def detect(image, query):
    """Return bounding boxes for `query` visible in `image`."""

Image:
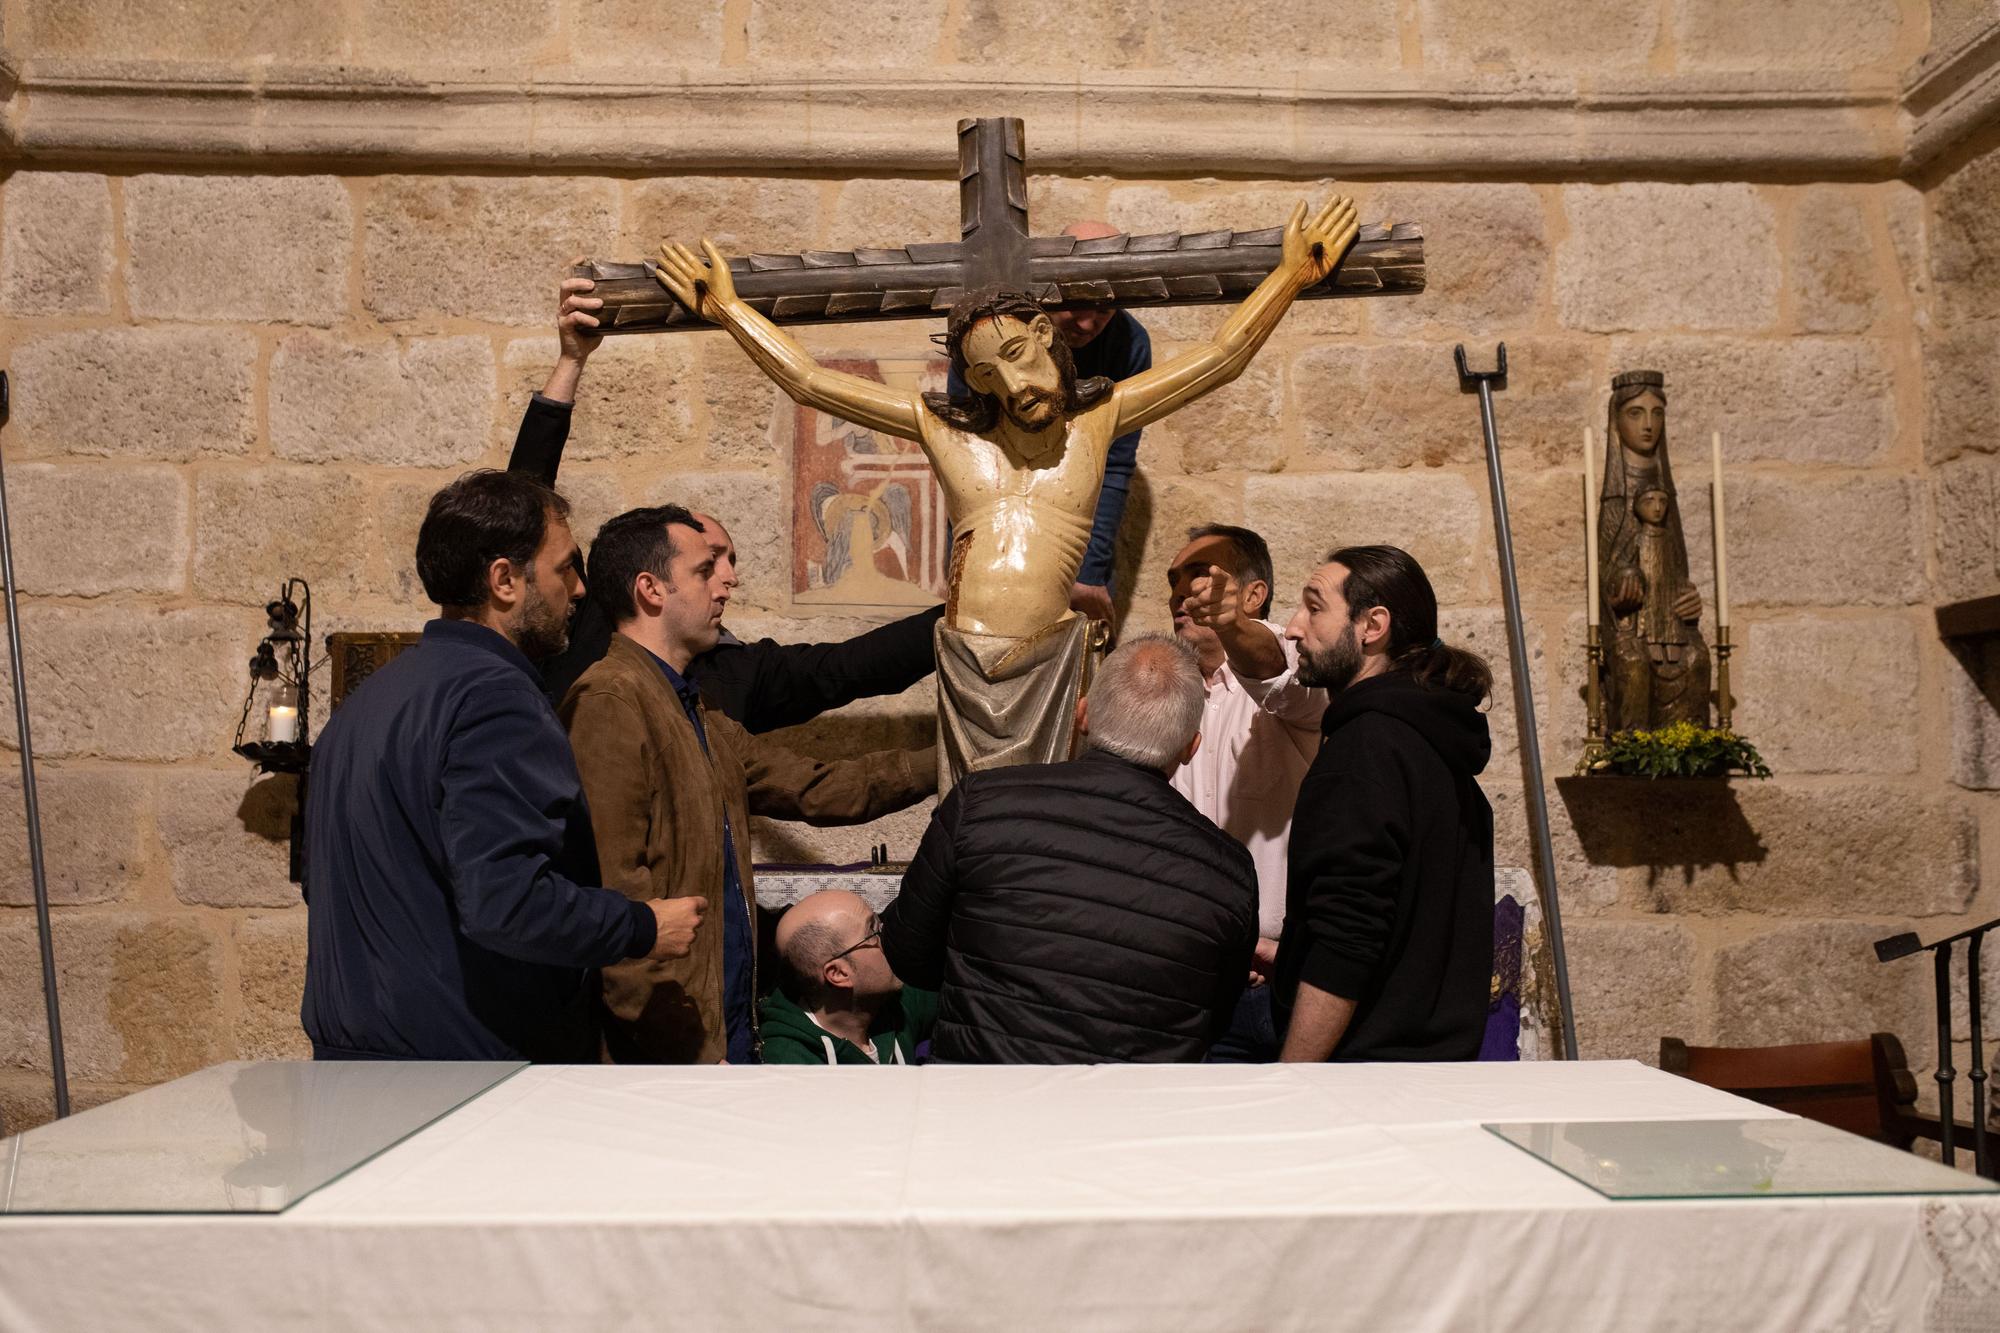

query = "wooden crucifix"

[577,117,1423,331]
[638,120,1406,792]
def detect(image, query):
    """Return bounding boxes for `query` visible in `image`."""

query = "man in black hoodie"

[1273,545,1496,1062]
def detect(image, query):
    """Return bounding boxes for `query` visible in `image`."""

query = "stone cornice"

[0,60,1910,178]
[1902,19,2000,172]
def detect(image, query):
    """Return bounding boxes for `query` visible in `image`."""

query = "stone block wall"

[2,0,1996,1128]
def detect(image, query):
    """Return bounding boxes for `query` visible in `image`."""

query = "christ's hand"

[1282,196,1361,291]
[656,238,926,443]
[654,239,738,322]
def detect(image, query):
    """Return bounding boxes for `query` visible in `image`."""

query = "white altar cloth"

[2,1060,1994,1332]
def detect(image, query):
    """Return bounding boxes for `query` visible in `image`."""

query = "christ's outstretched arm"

[654,239,926,443]
[1109,196,1359,437]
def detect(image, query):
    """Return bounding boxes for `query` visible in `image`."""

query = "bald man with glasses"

[760,890,937,1066]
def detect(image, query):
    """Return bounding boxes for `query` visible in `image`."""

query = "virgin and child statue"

[1596,369,1712,730]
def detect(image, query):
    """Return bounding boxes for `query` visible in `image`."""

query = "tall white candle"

[1711,430,1729,629]
[1584,427,1600,628]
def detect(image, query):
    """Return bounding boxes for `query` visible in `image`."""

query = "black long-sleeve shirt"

[509,394,943,727]
[302,618,657,1061]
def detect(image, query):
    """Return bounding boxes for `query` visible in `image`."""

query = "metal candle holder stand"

[0,370,69,1121]
[1713,623,1734,732]
[1458,344,1580,1062]
[1877,918,1997,1179]
[1583,622,1607,759]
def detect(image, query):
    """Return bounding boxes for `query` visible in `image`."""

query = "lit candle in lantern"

[268,683,300,744]
[1710,430,1729,629]
[1584,427,1600,628]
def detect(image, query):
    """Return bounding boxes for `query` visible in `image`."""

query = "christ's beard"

[1296,623,1364,692]
[1003,388,1064,432]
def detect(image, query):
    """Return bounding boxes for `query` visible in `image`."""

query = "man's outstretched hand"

[654,239,738,323]
[1182,563,1248,634]
[1282,196,1360,292]
[539,258,605,404]
[556,264,603,365]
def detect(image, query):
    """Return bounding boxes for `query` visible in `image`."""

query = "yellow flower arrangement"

[1579,722,1771,779]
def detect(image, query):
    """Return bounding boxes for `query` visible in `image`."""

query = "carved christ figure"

[655,196,1360,787]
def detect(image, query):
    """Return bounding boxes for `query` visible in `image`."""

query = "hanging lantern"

[232,579,313,776]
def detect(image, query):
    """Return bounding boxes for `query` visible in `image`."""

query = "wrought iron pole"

[1936,941,1958,1167]
[1967,932,1988,1178]
[0,371,69,1118]
[1456,345,1580,1062]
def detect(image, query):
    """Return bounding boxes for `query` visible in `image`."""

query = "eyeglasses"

[826,924,883,964]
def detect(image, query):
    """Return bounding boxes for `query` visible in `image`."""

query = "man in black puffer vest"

[882,635,1258,1063]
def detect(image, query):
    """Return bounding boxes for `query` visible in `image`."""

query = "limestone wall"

[3,0,1997,1128]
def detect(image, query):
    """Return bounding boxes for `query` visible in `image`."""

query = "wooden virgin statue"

[1597,370,1711,730]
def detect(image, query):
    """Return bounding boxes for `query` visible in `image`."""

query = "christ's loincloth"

[934,614,1109,795]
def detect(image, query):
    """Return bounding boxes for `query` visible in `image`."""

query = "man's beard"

[515,579,572,660]
[1296,621,1364,692]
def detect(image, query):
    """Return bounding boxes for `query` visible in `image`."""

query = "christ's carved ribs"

[576,117,1424,334]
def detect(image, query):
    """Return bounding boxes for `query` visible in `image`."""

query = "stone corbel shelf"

[1553,773,1766,868]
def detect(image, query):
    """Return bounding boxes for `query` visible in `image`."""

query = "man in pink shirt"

[1169,524,1327,1061]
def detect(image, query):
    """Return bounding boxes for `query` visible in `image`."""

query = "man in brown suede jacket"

[563,503,935,1064]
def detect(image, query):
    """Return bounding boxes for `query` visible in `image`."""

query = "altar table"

[2,1060,1995,1331]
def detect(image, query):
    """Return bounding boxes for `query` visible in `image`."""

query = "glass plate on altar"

[1484,1118,2000,1200]
[0,1059,522,1215]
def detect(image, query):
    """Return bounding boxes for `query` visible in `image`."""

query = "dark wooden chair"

[1662,1033,2000,1171]
[1660,1033,1927,1147]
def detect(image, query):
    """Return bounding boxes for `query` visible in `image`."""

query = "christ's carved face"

[960,313,1067,433]
[1635,490,1670,526]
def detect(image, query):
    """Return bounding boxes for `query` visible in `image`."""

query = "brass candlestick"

[1714,623,1734,731]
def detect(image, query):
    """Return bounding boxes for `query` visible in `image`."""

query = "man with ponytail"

[1273,545,1497,1063]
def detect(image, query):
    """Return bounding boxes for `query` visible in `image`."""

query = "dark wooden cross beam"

[578,117,1424,333]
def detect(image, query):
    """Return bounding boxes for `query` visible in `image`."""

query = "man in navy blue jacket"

[302,470,706,1061]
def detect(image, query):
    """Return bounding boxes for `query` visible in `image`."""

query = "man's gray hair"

[1085,633,1205,771]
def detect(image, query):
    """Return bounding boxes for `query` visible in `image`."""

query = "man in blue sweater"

[302,470,705,1061]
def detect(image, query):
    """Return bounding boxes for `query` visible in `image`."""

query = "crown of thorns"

[929,289,1050,363]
